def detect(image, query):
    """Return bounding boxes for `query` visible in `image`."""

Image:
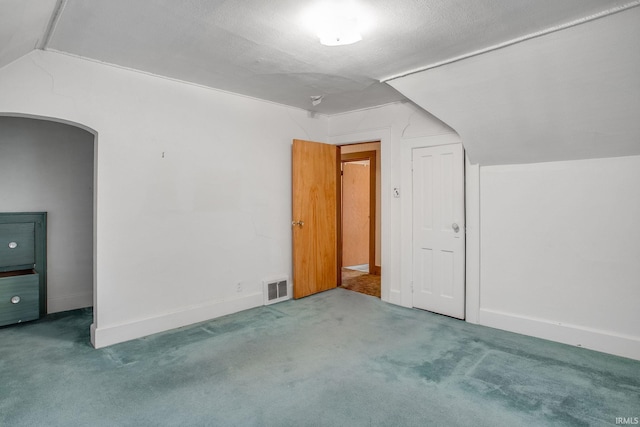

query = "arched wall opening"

[0,113,98,330]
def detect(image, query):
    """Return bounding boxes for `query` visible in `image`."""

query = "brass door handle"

[291,220,304,227]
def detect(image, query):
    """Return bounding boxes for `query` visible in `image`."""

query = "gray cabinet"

[0,273,39,326]
[0,223,36,268]
[0,213,47,326]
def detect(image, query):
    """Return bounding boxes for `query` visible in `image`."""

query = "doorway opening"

[339,142,381,298]
[0,114,96,326]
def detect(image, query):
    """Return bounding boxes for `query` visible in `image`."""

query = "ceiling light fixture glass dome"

[304,1,370,46]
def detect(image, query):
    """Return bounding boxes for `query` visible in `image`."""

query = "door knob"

[291,220,304,227]
[452,223,460,233]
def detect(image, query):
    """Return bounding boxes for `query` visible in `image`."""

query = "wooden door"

[412,143,465,319]
[292,139,340,299]
[342,162,369,267]
[340,150,377,274]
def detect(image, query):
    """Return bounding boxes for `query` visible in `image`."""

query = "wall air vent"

[263,277,291,305]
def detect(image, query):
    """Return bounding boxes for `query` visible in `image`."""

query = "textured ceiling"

[0,0,59,69]
[1,0,636,114]
[389,6,640,165]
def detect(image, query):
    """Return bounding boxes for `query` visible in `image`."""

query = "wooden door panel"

[342,162,370,267]
[292,139,339,299]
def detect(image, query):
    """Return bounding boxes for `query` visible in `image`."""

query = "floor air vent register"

[263,278,290,305]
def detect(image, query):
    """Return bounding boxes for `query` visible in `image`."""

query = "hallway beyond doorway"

[341,267,380,298]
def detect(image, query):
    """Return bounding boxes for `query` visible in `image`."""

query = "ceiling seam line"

[380,0,640,83]
[38,0,67,50]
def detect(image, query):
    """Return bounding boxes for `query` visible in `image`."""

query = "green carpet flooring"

[1,289,638,426]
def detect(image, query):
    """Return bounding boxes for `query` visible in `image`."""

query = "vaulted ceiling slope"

[388,5,640,165]
[0,0,58,68]
[0,0,635,115]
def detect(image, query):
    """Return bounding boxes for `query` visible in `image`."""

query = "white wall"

[2,49,636,361]
[0,50,328,347]
[329,101,457,305]
[479,156,640,359]
[382,5,640,360]
[0,116,94,312]
[329,97,640,361]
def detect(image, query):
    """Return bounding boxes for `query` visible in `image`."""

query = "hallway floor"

[341,267,381,298]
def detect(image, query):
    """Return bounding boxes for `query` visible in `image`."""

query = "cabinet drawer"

[0,223,35,269]
[0,273,39,327]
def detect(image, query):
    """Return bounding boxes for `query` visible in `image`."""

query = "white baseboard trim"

[479,308,640,361]
[91,292,263,349]
[47,292,93,314]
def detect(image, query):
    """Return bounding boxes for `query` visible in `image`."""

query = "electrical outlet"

[236,282,242,292]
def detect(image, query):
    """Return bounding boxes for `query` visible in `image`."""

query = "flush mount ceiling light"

[303,1,371,46]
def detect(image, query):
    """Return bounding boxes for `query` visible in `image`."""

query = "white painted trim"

[39,0,66,50]
[381,1,640,81]
[90,293,263,348]
[47,292,93,313]
[479,308,640,361]
[90,322,97,347]
[464,158,480,324]
[329,128,392,303]
[92,131,99,342]
[388,289,402,306]
[400,134,465,309]
[0,112,98,136]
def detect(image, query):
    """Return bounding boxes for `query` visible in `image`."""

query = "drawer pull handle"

[10,296,21,304]
[8,241,18,249]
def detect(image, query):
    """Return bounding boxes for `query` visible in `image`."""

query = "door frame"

[340,150,377,275]
[399,134,480,322]
[329,130,391,302]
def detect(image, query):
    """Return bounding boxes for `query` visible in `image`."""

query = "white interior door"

[412,143,465,319]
